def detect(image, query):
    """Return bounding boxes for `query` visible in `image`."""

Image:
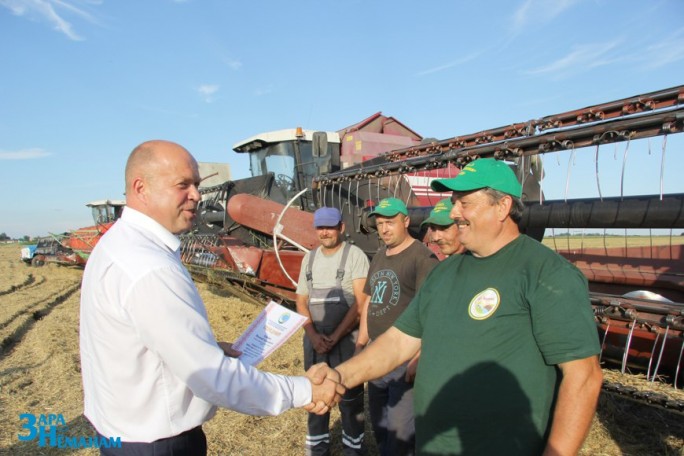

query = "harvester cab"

[225,112,461,255]
[232,127,342,211]
[86,199,125,225]
[180,113,451,303]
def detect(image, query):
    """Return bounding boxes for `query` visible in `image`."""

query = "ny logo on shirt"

[371,281,388,304]
[368,269,400,310]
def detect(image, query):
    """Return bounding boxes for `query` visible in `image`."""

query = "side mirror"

[318,157,331,174]
[312,131,328,158]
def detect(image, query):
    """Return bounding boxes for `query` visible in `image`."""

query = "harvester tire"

[31,255,46,267]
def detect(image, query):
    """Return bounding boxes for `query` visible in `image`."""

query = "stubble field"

[0,243,682,455]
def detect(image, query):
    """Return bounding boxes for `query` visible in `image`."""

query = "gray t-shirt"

[296,242,370,304]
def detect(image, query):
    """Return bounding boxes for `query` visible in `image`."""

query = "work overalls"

[303,243,365,456]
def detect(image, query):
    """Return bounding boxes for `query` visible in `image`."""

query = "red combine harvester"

[29,200,125,267]
[180,86,684,393]
[182,112,458,298]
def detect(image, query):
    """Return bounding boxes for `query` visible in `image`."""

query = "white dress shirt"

[80,207,311,442]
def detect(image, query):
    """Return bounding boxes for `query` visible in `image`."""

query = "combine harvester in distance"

[26,200,125,267]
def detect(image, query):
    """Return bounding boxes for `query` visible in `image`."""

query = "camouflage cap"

[420,198,454,227]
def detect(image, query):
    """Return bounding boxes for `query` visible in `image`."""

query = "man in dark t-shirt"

[357,197,438,456]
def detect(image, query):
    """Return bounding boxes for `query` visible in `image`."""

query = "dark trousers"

[98,426,207,456]
[304,332,365,456]
[368,363,415,456]
[306,384,365,456]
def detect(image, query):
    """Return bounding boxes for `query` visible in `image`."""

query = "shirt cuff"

[290,375,312,408]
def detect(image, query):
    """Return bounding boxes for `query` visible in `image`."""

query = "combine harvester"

[180,85,684,406]
[183,112,456,299]
[27,200,125,267]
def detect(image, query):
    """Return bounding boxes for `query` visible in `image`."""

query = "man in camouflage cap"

[420,198,465,257]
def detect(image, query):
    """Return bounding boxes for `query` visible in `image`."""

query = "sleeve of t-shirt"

[394,271,430,339]
[363,254,380,296]
[349,247,370,281]
[415,248,440,289]
[295,251,312,295]
[529,261,601,365]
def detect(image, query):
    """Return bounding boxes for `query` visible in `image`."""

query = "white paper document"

[232,300,307,366]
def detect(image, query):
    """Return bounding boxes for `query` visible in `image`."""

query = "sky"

[1,0,683,239]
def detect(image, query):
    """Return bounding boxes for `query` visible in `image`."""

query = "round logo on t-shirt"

[468,288,500,320]
[368,269,400,317]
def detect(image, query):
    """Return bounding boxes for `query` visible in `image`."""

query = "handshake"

[303,363,347,415]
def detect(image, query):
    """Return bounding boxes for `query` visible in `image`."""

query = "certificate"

[232,300,307,366]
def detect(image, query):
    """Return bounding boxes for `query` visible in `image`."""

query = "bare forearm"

[543,357,602,456]
[295,294,312,325]
[337,327,420,388]
[330,281,366,342]
[330,303,359,341]
[355,294,370,349]
[295,294,317,338]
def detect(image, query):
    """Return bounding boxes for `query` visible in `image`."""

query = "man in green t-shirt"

[312,159,603,455]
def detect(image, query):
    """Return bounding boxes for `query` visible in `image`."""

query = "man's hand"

[303,363,346,415]
[326,332,341,348]
[405,351,420,382]
[309,332,333,354]
[218,341,241,358]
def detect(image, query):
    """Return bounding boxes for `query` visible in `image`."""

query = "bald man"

[80,140,341,456]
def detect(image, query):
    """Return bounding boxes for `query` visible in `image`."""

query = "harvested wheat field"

[1,243,682,455]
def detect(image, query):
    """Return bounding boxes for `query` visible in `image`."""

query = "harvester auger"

[180,85,684,406]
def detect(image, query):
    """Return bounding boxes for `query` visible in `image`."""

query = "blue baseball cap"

[313,207,342,227]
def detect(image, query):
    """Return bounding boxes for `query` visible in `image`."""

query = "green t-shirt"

[395,234,600,455]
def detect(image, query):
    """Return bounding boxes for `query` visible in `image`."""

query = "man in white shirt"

[80,140,341,455]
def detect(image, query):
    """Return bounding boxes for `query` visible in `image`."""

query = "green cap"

[430,158,522,198]
[369,197,408,217]
[421,198,454,227]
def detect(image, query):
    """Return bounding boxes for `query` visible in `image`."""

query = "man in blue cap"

[312,159,602,455]
[356,197,438,456]
[296,207,370,456]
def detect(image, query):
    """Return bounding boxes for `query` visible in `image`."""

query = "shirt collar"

[121,207,182,252]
